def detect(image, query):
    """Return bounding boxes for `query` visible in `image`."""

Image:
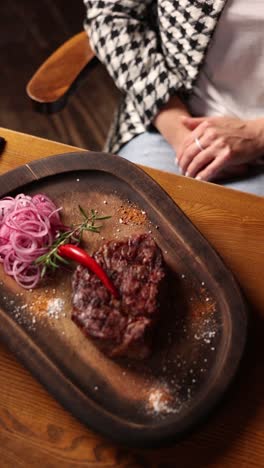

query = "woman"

[84,0,264,196]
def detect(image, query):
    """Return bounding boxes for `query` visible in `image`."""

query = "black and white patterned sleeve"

[83,0,183,128]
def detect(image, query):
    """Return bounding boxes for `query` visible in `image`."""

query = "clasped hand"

[177,116,264,181]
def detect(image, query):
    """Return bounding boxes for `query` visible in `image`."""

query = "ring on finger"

[195,137,204,152]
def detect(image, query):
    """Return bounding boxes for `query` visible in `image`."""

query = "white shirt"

[188,0,264,120]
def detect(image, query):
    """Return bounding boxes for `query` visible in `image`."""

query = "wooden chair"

[26,32,99,113]
[26,31,120,149]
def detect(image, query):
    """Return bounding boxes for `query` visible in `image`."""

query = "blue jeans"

[119,132,264,196]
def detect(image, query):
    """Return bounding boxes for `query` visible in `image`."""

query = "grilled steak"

[71,234,167,359]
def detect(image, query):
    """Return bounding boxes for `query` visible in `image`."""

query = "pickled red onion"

[0,193,62,288]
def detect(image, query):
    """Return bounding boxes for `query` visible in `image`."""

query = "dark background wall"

[0,0,119,150]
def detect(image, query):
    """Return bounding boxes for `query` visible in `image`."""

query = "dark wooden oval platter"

[0,152,247,447]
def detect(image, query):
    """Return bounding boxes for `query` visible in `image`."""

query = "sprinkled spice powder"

[117,205,147,225]
[1,283,69,331]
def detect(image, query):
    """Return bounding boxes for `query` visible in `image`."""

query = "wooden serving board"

[0,152,247,447]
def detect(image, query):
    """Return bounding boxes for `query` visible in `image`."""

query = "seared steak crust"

[71,234,166,359]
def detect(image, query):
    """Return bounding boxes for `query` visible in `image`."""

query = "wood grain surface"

[0,151,247,448]
[27,32,97,111]
[1,0,119,151]
[0,127,263,467]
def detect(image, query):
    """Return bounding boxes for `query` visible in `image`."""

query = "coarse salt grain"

[148,388,178,415]
[47,298,65,318]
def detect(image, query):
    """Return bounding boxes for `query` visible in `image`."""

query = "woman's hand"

[177,116,264,181]
[153,95,191,153]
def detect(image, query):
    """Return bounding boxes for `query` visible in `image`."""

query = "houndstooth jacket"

[84,0,227,154]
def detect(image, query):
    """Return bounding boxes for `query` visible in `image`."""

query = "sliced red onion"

[0,193,63,288]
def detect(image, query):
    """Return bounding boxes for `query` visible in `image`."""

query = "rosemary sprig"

[35,206,111,277]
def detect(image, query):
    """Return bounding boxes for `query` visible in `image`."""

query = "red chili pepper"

[58,244,119,299]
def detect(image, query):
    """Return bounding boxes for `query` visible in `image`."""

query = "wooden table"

[0,127,263,468]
